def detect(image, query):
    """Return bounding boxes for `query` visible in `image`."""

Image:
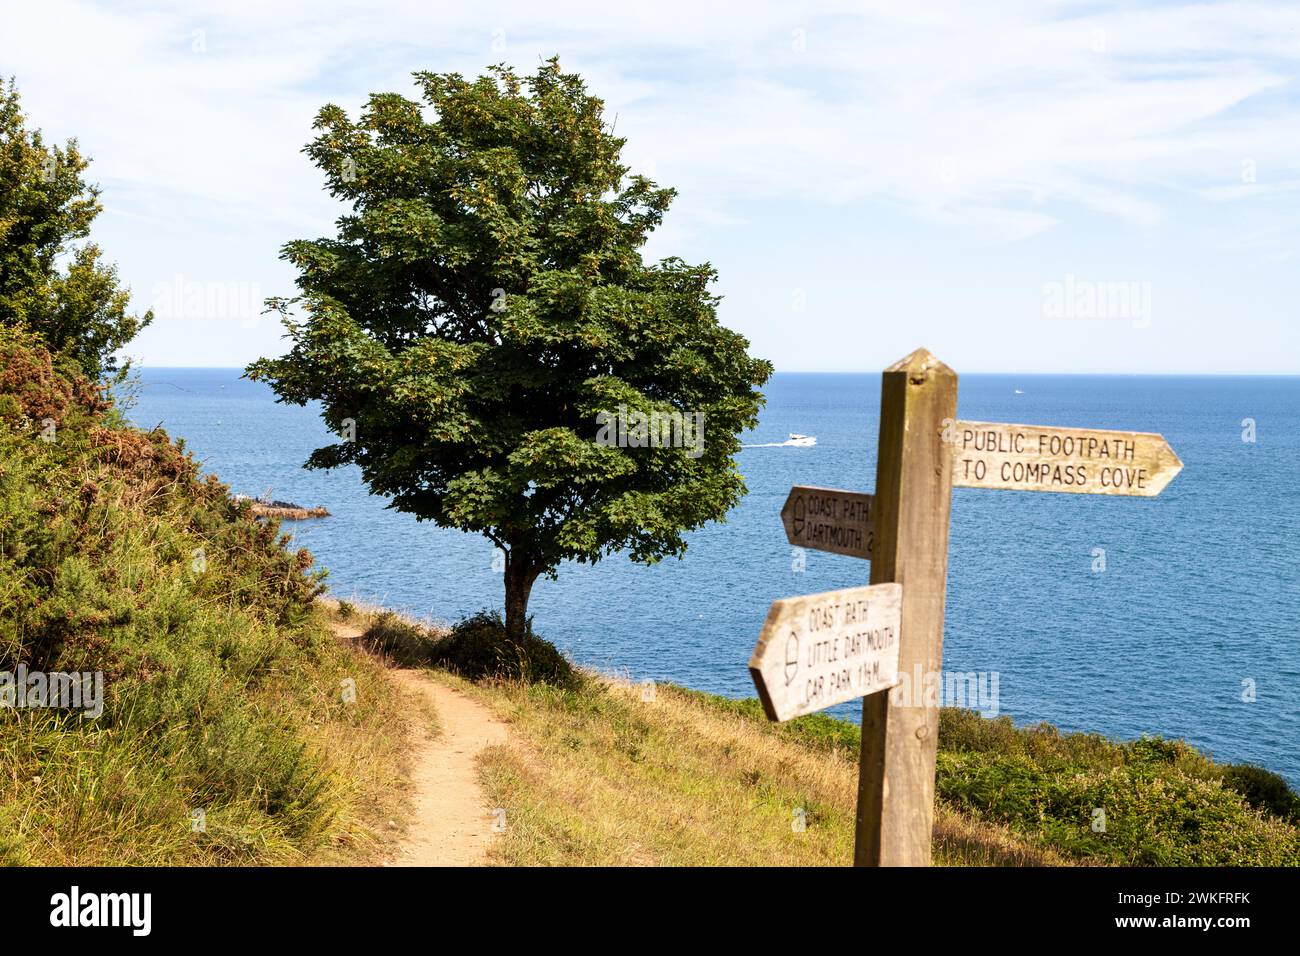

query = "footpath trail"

[327,614,509,866]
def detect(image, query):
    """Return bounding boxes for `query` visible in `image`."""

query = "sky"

[2,0,1298,373]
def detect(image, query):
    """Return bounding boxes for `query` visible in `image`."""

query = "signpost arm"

[854,348,957,866]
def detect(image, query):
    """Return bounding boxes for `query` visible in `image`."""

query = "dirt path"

[325,610,509,866]
[386,669,509,866]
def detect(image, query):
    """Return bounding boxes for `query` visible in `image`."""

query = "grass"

[428,672,1061,866]
[327,600,1300,867]
[0,328,414,865]
[453,673,1300,866]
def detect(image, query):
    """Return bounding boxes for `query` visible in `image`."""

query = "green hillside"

[0,328,407,864]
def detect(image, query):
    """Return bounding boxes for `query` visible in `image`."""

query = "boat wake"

[742,433,817,449]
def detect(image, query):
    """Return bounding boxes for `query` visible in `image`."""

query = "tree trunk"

[503,555,539,646]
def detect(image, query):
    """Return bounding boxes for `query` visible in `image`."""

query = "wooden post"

[854,348,957,866]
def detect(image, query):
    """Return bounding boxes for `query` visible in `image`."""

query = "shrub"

[1220,764,1300,823]
[935,750,1300,865]
[360,611,440,667]
[430,611,578,688]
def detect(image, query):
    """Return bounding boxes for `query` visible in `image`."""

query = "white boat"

[739,433,818,449]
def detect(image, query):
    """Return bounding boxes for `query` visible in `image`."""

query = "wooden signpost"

[749,348,1183,867]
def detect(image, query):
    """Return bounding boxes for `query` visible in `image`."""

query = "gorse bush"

[935,751,1300,865]
[0,327,400,864]
[1218,763,1300,823]
[934,710,1300,865]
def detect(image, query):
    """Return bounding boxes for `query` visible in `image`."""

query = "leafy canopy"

[249,60,772,586]
[0,79,151,382]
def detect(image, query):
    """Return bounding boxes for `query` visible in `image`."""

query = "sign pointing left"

[749,583,902,722]
[780,486,875,560]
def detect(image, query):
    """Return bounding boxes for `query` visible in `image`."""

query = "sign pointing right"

[948,420,1183,496]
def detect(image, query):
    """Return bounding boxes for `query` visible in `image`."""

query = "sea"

[128,369,1300,785]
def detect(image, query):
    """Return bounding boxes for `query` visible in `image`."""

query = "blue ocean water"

[128,370,1300,785]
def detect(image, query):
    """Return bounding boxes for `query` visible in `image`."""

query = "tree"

[0,78,151,382]
[248,60,772,643]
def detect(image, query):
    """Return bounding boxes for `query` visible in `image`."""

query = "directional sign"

[749,583,902,722]
[948,420,1182,497]
[780,486,875,560]
[757,349,1191,867]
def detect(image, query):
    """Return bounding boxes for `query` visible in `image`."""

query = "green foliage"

[360,610,441,666]
[935,710,1300,864]
[247,60,772,635]
[429,610,578,688]
[672,685,862,753]
[680,690,1300,865]
[0,328,391,864]
[360,606,577,687]
[0,79,151,382]
[935,752,1299,865]
[1220,763,1300,823]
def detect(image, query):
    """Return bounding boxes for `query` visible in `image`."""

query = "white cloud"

[6,1,1296,227]
[2,0,1296,368]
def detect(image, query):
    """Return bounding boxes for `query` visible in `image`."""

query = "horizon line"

[129,365,1300,377]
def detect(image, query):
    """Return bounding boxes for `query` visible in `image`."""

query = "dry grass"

[304,600,441,865]
[294,617,421,865]
[428,671,1063,867]
[0,605,420,867]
